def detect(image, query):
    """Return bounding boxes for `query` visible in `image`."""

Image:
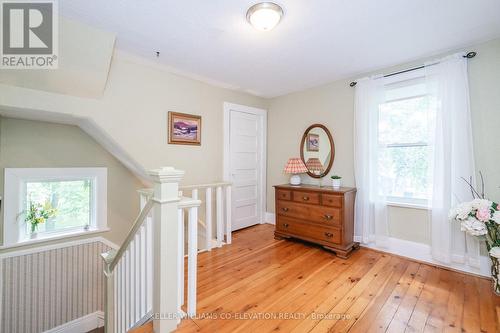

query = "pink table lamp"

[284,157,308,185]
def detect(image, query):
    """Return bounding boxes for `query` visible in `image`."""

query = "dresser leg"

[323,244,359,259]
[274,233,290,240]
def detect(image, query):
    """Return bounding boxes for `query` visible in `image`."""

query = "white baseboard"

[355,236,490,277]
[43,311,104,333]
[265,212,276,225]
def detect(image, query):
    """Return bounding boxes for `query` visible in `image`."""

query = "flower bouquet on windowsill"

[18,201,57,238]
[449,174,500,295]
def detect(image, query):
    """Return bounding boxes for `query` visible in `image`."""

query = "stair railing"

[101,167,200,333]
[180,182,232,251]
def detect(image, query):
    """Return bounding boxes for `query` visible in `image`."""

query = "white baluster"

[216,186,223,247]
[135,233,141,322]
[140,225,146,317]
[192,188,198,200]
[130,242,135,326]
[178,208,185,307]
[205,187,213,251]
[146,216,153,312]
[121,260,125,333]
[126,250,131,330]
[114,270,118,333]
[225,186,232,244]
[187,206,198,317]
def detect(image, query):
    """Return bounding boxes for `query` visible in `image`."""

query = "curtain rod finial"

[350,81,357,87]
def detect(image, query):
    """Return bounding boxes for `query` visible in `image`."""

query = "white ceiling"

[61,0,500,98]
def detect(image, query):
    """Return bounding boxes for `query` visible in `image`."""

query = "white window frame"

[2,168,108,248]
[379,69,431,210]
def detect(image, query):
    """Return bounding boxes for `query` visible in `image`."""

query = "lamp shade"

[305,158,324,174]
[284,158,308,174]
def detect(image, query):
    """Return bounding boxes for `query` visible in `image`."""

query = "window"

[378,72,434,207]
[3,168,107,247]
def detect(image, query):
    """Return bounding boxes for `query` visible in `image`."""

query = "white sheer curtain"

[426,53,479,267]
[354,76,389,247]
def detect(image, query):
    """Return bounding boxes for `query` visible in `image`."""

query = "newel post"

[148,167,185,333]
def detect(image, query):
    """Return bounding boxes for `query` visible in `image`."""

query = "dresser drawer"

[277,201,309,220]
[276,217,341,245]
[276,189,292,201]
[309,206,342,226]
[322,194,343,208]
[292,191,320,205]
[277,201,341,226]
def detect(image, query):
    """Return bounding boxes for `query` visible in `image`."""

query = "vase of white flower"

[450,174,500,295]
[489,248,500,295]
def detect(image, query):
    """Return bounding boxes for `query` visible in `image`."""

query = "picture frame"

[168,112,202,145]
[307,133,319,152]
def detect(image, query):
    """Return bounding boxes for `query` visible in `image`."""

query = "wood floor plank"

[230,249,371,333]
[424,262,454,331]
[240,250,381,333]
[349,262,420,333]
[386,264,432,333]
[443,271,465,333]
[404,266,442,332]
[461,274,481,333]
[308,256,405,333]
[477,277,497,333]
[195,248,332,332]
[290,254,393,333]
[172,225,500,333]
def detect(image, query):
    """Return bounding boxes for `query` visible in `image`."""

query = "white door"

[225,103,266,231]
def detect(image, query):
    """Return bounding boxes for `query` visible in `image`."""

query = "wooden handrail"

[109,198,154,271]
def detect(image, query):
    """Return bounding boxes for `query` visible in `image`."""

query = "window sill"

[0,227,110,251]
[387,201,430,210]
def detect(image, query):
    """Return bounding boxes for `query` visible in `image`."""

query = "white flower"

[471,199,493,210]
[460,217,487,236]
[454,202,473,220]
[493,211,500,224]
[490,247,500,259]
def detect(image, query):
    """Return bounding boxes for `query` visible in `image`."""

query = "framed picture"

[307,133,319,151]
[168,112,202,145]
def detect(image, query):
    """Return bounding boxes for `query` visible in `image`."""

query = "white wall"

[267,38,500,245]
[0,117,144,248]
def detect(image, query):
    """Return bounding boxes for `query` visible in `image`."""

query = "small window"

[378,74,434,207]
[3,168,107,247]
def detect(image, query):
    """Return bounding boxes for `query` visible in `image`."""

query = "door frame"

[223,102,267,226]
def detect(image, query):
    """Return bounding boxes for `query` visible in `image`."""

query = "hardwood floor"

[175,224,500,333]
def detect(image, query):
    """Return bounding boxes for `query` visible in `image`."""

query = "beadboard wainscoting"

[0,238,117,333]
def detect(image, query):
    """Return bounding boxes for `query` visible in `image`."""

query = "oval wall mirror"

[300,124,335,178]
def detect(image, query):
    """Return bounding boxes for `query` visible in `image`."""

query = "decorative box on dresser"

[274,184,359,259]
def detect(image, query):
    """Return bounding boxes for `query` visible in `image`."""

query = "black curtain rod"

[349,51,477,87]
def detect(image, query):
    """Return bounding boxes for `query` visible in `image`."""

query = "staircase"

[100,167,232,333]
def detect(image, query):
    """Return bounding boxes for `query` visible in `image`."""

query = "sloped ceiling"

[0,18,115,98]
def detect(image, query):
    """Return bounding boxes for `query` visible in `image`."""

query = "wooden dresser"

[274,184,358,258]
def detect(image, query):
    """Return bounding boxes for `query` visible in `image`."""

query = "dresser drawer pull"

[281,207,289,212]
[283,223,289,228]
[302,196,310,201]
[324,214,333,220]
[324,232,334,238]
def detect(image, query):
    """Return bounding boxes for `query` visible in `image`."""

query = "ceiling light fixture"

[246,2,284,31]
